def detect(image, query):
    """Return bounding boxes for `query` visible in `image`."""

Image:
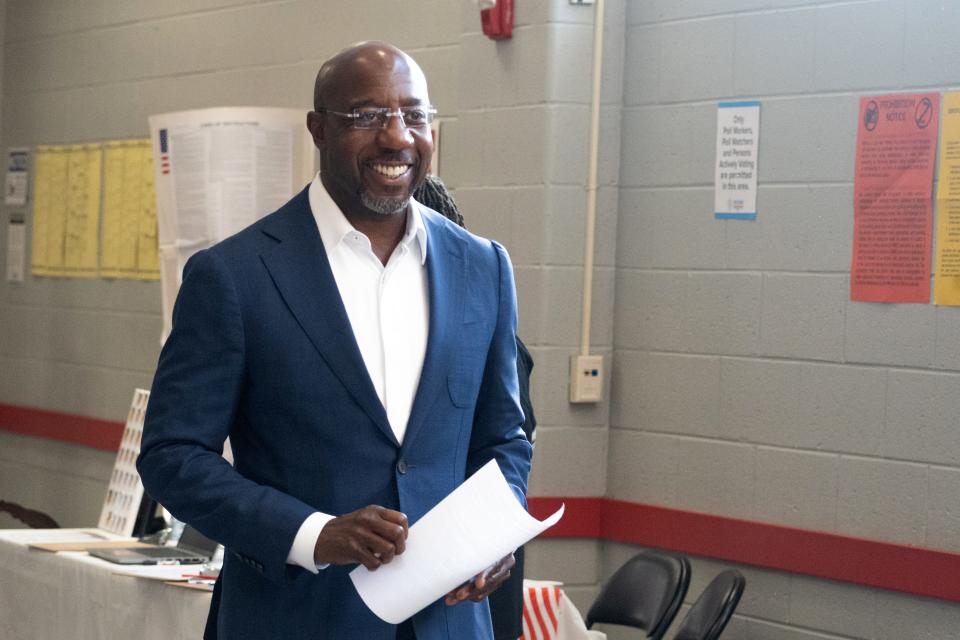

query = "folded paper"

[350,460,564,624]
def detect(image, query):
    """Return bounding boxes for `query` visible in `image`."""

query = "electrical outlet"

[569,355,604,403]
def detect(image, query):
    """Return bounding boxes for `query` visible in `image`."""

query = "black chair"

[0,500,60,528]
[672,569,745,640]
[585,550,691,640]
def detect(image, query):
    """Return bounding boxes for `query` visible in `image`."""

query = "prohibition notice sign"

[851,93,940,303]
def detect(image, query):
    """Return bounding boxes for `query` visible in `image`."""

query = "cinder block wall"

[448,0,625,611]
[609,1,960,638]
[0,0,462,420]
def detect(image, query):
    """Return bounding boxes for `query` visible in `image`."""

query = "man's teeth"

[371,164,410,178]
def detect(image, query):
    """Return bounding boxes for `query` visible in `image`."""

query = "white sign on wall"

[148,107,316,341]
[6,215,25,283]
[4,148,29,206]
[714,100,761,220]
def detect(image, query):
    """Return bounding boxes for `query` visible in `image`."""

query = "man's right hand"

[313,505,408,570]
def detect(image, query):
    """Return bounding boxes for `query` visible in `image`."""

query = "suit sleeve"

[137,248,315,584]
[466,241,533,506]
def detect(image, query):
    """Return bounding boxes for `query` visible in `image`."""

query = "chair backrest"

[673,569,746,640]
[0,500,60,528]
[585,550,691,640]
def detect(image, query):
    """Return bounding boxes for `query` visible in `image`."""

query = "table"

[0,530,603,640]
[0,530,210,640]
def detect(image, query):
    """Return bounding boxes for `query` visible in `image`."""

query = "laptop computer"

[88,525,218,565]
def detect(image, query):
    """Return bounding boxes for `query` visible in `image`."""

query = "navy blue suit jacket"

[137,188,533,640]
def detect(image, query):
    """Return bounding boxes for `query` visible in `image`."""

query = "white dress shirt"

[286,174,429,573]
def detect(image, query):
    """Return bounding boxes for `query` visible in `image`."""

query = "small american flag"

[159,129,170,175]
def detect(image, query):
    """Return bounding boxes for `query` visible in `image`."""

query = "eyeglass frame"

[316,105,438,130]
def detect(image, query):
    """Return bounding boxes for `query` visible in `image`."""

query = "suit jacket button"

[397,459,408,474]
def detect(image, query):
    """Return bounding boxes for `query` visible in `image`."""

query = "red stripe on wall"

[1,404,958,604]
[529,496,960,604]
[0,403,124,452]
[528,496,601,538]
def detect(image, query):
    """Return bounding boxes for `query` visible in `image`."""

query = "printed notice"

[715,101,761,220]
[6,215,25,282]
[149,107,315,340]
[30,144,103,278]
[101,140,159,281]
[5,148,29,206]
[851,93,939,303]
[31,146,69,276]
[934,92,960,305]
[62,144,102,278]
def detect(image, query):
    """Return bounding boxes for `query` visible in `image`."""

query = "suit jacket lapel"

[258,189,396,446]
[402,212,466,452]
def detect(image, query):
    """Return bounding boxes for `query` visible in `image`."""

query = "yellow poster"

[137,150,160,280]
[63,144,102,278]
[30,146,70,276]
[101,140,159,280]
[935,92,960,304]
[100,142,127,276]
[30,149,53,275]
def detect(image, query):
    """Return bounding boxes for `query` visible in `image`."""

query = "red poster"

[851,92,939,303]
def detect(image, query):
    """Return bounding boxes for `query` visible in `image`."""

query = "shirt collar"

[308,172,428,265]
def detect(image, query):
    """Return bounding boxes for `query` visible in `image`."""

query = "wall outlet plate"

[569,354,604,403]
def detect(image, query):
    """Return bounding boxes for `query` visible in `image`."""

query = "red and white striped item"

[519,580,605,640]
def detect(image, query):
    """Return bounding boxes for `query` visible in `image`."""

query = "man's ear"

[306,111,325,147]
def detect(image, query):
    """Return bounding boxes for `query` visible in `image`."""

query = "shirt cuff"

[286,511,337,573]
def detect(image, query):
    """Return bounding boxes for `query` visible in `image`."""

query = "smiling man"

[137,42,532,640]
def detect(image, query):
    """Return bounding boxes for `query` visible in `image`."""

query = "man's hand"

[313,505,408,570]
[444,553,515,605]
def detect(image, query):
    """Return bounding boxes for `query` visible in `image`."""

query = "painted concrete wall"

[608,1,960,638]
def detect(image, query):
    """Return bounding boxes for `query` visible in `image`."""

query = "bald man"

[138,42,532,640]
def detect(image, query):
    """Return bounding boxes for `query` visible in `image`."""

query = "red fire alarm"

[481,0,513,40]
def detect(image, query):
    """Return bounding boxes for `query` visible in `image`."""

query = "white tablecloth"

[0,530,604,640]
[0,531,210,640]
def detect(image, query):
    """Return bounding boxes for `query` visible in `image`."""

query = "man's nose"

[377,113,415,148]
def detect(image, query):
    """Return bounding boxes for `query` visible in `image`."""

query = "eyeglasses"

[317,105,437,130]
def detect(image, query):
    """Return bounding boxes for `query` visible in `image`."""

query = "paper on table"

[29,540,149,552]
[350,460,564,624]
[0,528,124,546]
[55,551,200,582]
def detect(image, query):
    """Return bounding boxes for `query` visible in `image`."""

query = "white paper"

[714,101,761,220]
[111,564,204,581]
[6,218,25,282]
[0,528,125,546]
[148,107,316,341]
[54,551,198,581]
[350,460,564,624]
[5,148,29,206]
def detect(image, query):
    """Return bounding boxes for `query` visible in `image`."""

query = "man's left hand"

[444,553,515,605]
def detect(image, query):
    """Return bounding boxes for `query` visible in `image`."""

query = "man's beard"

[360,188,410,215]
